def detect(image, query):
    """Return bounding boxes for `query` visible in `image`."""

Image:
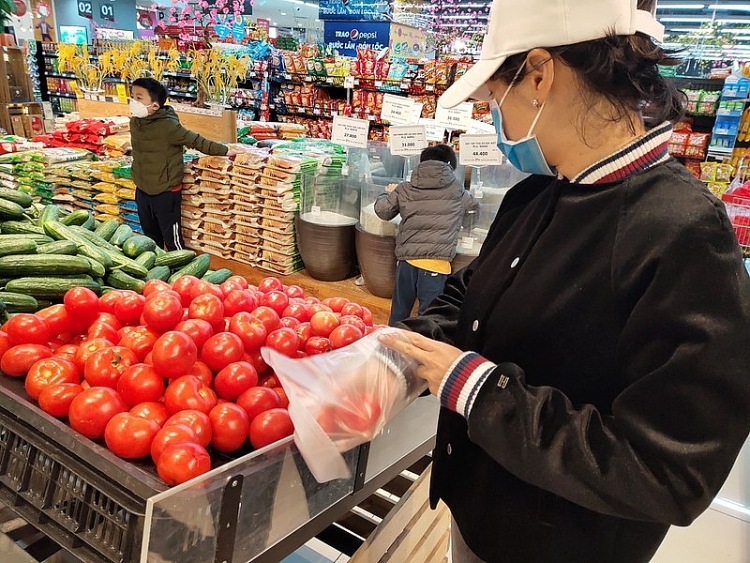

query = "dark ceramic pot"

[296,215,357,282]
[355,224,397,298]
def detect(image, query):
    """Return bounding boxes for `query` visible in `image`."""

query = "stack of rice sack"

[229,149,268,265]
[182,155,234,258]
[79,160,137,228]
[33,117,130,156]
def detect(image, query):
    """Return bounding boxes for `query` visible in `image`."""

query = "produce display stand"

[0,373,438,563]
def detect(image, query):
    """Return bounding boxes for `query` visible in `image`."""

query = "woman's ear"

[525,48,554,102]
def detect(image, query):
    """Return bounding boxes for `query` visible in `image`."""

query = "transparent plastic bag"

[261,328,427,482]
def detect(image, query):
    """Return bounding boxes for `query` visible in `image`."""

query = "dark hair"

[420,144,457,170]
[492,1,684,131]
[131,77,168,107]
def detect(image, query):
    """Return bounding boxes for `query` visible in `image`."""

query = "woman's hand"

[385,183,397,193]
[379,330,465,396]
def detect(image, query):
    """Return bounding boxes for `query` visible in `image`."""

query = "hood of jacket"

[410,160,457,190]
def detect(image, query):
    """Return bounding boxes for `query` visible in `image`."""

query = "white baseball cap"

[439,0,665,109]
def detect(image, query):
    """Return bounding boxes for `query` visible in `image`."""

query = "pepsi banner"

[319,0,390,21]
[324,21,391,56]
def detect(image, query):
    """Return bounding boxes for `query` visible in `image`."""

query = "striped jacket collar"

[571,121,673,185]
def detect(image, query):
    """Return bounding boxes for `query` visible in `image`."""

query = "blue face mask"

[490,69,557,177]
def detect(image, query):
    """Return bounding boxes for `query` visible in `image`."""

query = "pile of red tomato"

[0,274,382,486]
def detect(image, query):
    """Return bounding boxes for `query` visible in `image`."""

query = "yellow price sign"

[116,83,128,104]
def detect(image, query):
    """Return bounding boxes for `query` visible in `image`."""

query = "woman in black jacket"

[380,0,750,561]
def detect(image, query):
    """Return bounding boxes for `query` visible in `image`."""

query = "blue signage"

[324,21,391,56]
[319,0,391,22]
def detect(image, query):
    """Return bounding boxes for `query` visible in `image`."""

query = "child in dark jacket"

[129,77,233,250]
[375,145,478,325]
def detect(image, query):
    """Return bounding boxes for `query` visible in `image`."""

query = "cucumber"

[36,240,79,255]
[94,219,120,241]
[60,209,91,227]
[66,225,147,278]
[0,291,39,313]
[110,224,134,246]
[84,256,106,278]
[0,254,93,276]
[122,235,157,258]
[146,265,171,281]
[0,238,36,257]
[153,249,196,269]
[0,187,33,208]
[81,214,96,231]
[42,220,113,270]
[202,268,233,284]
[69,225,121,254]
[1,221,45,235]
[0,233,52,244]
[6,277,102,299]
[135,250,157,270]
[168,253,211,283]
[0,198,26,220]
[153,245,166,256]
[37,205,60,227]
[106,270,145,292]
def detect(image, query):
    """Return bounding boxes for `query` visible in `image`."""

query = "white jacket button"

[447,443,452,455]
[472,320,479,331]
[511,257,520,268]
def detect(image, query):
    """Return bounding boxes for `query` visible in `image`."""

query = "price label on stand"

[389,125,427,156]
[381,94,415,125]
[115,83,128,104]
[331,115,370,148]
[467,120,496,134]
[459,134,503,166]
[435,101,474,131]
[411,102,424,123]
[419,118,446,142]
[343,76,355,89]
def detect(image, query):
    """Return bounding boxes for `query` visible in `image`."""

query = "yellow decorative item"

[58,43,107,93]
[187,47,251,107]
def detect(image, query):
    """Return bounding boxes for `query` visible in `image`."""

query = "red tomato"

[304,336,333,356]
[304,296,321,305]
[222,275,248,291]
[251,306,281,333]
[249,408,294,449]
[117,326,159,361]
[209,403,250,453]
[87,321,119,343]
[279,316,300,330]
[329,324,364,349]
[117,363,165,407]
[3,314,50,345]
[236,386,282,422]
[104,413,161,459]
[93,312,122,330]
[266,328,300,357]
[0,331,10,359]
[164,409,212,448]
[361,306,374,327]
[187,360,214,387]
[142,292,184,333]
[259,291,289,317]
[150,423,199,463]
[340,302,365,318]
[243,348,270,376]
[257,276,283,293]
[295,322,313,349]
[35,304,73,336]
[113,291,146,326]
[98,290,125,315]
[164,375,217,415]
[171,275,200,307]
[156,442,211,486]
[272,386,290,409]
[68,387,128,440]
[201,332,244,372]
[188,293,225,332]
[282,303,310,323]
[228,312,267,350]
[260,374,280,388]
[190,280,224,301]
[151,331,198,379]
[284,284,305,299]
[310,311,339,337]
[337,394,382,434]
[222,289,258,317]
[38,382,84,418]
[1,343,53,377]
[307,303,333,316]
[322,297,349,313]
[84,346,138,388]
[174,318,214,349]
[25,356,80,400]
[64,287,100,325]
[130,401,169,427]
[340,315,367,333]
[142,279,173,298]
[53,343,78,361]
[213,361,258,401]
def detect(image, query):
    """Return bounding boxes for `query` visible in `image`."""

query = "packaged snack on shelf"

[701,162,718,182]
[698,91,721,115]
[684,132,710,159]
[684,159,702,179]
[668,131,690,157]
[717,163,734,183]
[707,182,729,197]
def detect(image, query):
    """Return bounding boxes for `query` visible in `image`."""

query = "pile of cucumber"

[0,194,233,313]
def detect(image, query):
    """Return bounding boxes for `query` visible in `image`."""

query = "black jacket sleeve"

[465,190,750,526]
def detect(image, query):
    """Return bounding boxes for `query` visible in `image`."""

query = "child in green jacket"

[129,77,233,250]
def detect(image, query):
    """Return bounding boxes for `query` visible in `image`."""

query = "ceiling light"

[659,16,712,21]
[707,4,750,10]
[658,3,706,9]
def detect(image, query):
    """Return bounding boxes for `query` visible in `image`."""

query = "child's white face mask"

[129,99,150,118]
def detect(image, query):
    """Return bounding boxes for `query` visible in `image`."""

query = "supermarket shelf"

[168,91,197,99]
[47,92,77,99]
[45,72,76,79]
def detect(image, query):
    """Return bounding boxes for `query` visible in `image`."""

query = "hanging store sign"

[318,0,390,21]
[77,0,93,18]
[323,21,390,57]
[99,1,114,21]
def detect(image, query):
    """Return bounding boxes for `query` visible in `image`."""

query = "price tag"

[115,83,128,104]
[467,120,496,135]
[326,77,334,83]
[311,205,321,216]
[459,236,476,250]
[375,80,383,88]
[344,76,355,89]
[389,125,427,156]
[435,101,474,131]
[459,134,503,166]
[419,118,445,142]
[412,102,424,123]
[381,94,415,125]
[331,115,370,149]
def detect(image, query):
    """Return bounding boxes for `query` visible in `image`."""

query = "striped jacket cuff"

[438,352,496,419]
